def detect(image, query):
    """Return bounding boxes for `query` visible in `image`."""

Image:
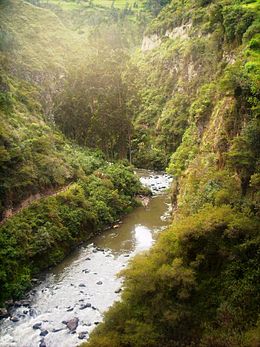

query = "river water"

[0,170,172,347]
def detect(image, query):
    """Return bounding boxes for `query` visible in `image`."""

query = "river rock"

[79,283,86,287]
[113,224,120,229]
[96,281,103,285]
[66,317,79,332]
[79,303,91,310]
[85,257,91,261]
[94,321,100,325]
[0,308,9,319]
[10,316,19,322]
[33,323,42,330]
[40,330,48,337]
[83,322,91,327]
[52,327,64,333]
[115,288,122,294]
[78,331,88,340]
[17,313,25,318]
[29,308,37,317]
[39,338,46,347]
[66,307,74,312]
[96,247,104,252]
[14,299,30,307]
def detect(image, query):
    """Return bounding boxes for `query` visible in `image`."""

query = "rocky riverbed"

[0,170,172,347]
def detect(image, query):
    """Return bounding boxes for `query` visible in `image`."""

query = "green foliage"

[222,5,255,43]
[82,2,260,347]
[227,118,260,194]
[0,163,141,305]
[84,206,260,347]
[167,124,199,178]
[54,45,133,160]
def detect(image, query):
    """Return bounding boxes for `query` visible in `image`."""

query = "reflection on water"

[94,194,171,253]
[0,171,172,347]
[134,225,153,251]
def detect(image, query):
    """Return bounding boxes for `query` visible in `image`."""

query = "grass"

[36,0,144,12]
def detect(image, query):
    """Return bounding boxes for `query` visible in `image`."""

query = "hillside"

[0,0,144,305]
[83,0,260,346]
[0,0,259,344]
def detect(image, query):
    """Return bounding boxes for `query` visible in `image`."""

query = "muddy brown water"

[0,170,172,347]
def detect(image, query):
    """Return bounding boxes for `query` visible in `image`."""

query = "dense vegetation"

[0,163,142,305]
[0,0,145,305]
[0,0,259,345]
[83,0,260,346]
[85,206,260,347]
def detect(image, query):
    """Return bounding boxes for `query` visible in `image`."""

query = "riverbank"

[0,170,172,347]
[0,164,144,308]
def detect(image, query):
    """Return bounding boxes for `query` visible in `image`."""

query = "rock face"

[66,317,79,332]
[141,34,161,52]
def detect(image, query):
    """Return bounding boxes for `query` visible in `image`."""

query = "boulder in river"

[79,303,91,310]
[40,330,48,337]
[66,317,79,332]
[14,300,30,307]
[39,338,46,347]
[115,288,122,294]
[78,331,88,340]
[33,322,42,330]
[29,308,37,317]
[79,283,86,287]
[96,281,103,285]
[10,316,19,322]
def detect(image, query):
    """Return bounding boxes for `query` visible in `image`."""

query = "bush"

[0,163,141,305]
[84,206,260,347]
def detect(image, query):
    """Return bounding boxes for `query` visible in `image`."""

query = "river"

[0,170,172,347]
